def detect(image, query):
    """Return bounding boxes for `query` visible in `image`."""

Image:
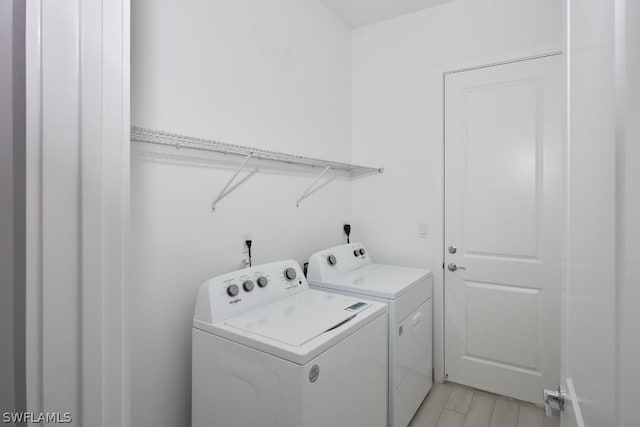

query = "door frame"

[432,44,564,383]
[24,1,130,425]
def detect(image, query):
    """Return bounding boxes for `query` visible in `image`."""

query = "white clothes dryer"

[192,260,388,427]
[307,244,433,427]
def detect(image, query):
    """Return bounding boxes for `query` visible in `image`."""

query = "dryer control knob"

[257,276,268,288]
[284,268,297,281]
[227,284,239,297]
[327,255,337,266]
[353,250,359,257]
[359,248,366,256]
[243,280,254,292]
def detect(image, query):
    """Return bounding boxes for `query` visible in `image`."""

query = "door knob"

[447,263,466,272]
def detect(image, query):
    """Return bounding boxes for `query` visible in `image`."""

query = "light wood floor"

[408,382,560,427]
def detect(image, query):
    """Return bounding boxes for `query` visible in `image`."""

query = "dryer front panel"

[395,299,431,389]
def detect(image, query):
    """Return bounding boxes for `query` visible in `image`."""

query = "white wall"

[351,0,563,277]
[350,0,563,380]
[129,1,352,426]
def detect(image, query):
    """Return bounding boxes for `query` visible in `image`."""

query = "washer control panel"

[194,260,308,324]
[307,243,371,281]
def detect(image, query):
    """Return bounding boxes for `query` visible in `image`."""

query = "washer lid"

[194,289,387,365]
[312,264,432,299]
[224,290,368,346]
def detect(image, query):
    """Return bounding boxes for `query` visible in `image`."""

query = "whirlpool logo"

[309,365,320,383]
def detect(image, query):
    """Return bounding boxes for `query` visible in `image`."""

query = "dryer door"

[395,299,431,388]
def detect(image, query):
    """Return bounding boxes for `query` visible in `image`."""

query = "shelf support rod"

[211,153,253,211]
[296,165,331,207]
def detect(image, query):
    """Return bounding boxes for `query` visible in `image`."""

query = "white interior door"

[444,54,563,404]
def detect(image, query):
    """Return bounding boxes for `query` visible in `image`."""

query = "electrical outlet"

[242,232,253,253]
[343,221,352,242]
[241,257,250,268]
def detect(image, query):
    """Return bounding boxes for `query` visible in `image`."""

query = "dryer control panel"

[307,243,371,281]
[194,260,308,324]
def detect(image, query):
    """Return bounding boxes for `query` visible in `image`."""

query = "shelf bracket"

[211,153,253,212]
[296,165,331,207]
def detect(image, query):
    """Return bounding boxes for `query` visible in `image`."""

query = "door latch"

[543,386,567,417]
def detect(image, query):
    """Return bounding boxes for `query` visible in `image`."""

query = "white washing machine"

[192,260,388,427]
[307,244,433,427]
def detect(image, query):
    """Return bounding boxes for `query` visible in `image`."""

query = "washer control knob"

[353,250,359,257]
[284,268,297,281]
[243,280,254,292]
[227,285,239,297]
[327,255,337,266]
[257,276,268,288]
[359,248,366,256]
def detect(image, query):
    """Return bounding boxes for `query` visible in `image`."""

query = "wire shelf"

[130,126,383,175]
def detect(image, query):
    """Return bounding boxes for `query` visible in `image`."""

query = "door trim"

[25,1,130,425]
[431,44,564,383]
